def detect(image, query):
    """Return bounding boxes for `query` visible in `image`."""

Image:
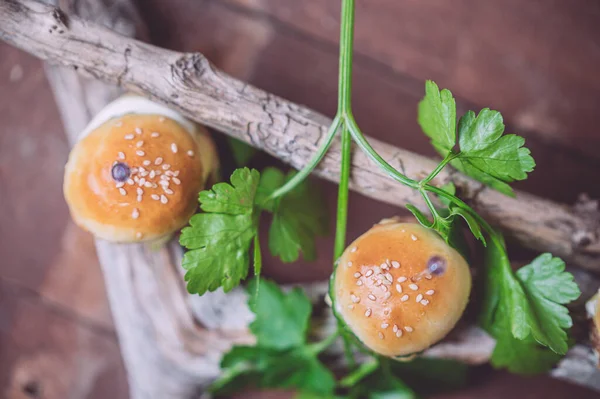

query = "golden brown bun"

[64,98,218,242]
[333,220,471,357]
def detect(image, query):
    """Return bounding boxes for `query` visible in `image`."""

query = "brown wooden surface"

[1,0,600,398]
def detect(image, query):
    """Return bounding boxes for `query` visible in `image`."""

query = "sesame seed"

[127,178,134,185]
[151,194,160,200]
[393,324,398,333]
[115,182,125,188]
[115,121,123,127]
[173,171,180,177]
[365,308,372,317]
[400,295,409,302]
[356,280,363,286]
[426,290,435,295]
[135,127,142,134]
[136,140,144,148]
[140,171,149,177]
[378,332,384,339]
[416,294,423,302]
[374,280,382,287]
[187,150,194,157]
[404,326,413,332]
[354,272,361,278]
[136,188,143,195]
[397,276,407,283]
[135,232,142,239]
[160,174,169,181]
[164,188,174,195]
[383,292,391,300]
[165,170,174,176]
[395,284,403,293]
[136,150,145,156]
[162,164,170,170]
[350,294,360,303]
[139,178,146,186]
[391,261,400,268]
[119,188,127,196]
[142,160,150,166]
[133,176,140,183]
[381,285,388,292]
[160,195,168,204]
[124,134,134,140]
[172,177,181,185]
[396,330,403,338]
[158,117,165,122]
[383,308,390,315]
[145,182,153,188]
[151,132,160,138]
[409,284,419,291]
[348,304,354,310]
[149,170,156,179]
[347,261,353,267]
[131,208,139,219]
[171,143,178,153]
[137,195,142,202]
[373,266,381,274]
[154,157,163,165]
[425,275,433,280]
[350,246,357,252]
[365,270,374,277]
[159,180,169,187]
[382,279,392,286]
[131,167,138,174]
[384,273,393,282]
[421,299,429,306]
[152,183,158,188]
[368,294,376,301]
[381,323,389,329]
[411,234,418,241]
[118,152,125,160]
[381,263,389,270]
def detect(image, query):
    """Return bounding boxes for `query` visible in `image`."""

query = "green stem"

[335,124,352,259]
[338,0,356,113]
[420,150,460,186]
[268,114,342,200]
[308,330,340,355]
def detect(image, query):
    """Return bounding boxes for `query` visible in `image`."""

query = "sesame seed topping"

[133,176,140,183]
[151,194,160,200]
[136,232,142,239]
[171,143,178,153]
[172,177,181,185]
[404,326,413,332]
[384,273,393,282]
[173,171,180,177]
[356,280,363,286]
[115,182,125,188]
[142,160,150,166]
[131,167,138,174]
[397,276,407,283]
[378,332,384,339]
[425,275,433,280]
[396,330,403,338]
[135,127,142,134]
[160,195,168,204]
[365,308,372,317]
[421,299,429,306]
[158,117,165,122]
[381,263,389,270]
[137,195,142,202]
[411,234,418,241]
[119,188,127,196]
[382,279,392,286]
[354,272,361,278]
[140,171,149,177]
[381,323,389,329]
[393,324,398,333]
[426,290,435,295]
[368,294,376,301]
[138,178,146,186]
[350,246,357,252]
[149,171,156,179]
[151,132,160,137]
[365,270,374,277]
[124,134,134,140]
[391,261,400,268]
[395,284,403,293]
[409,284,419,291]
[381,285,388,292]
[118,152,125,160]
[416,294,423,302]
[400,295,409,302]
[187,150,194,157]
[383,292,391,300]
[350,294,360,303]
[144,182,153,188]
[383,308,391,315]
[165,170,174,176]
[162,164,170,170]
[127,178,134,185]
[131,208,140,219]
[136,188,143,195]
[136,150,145,156]
[164,188,174,195]
[136,141,144,148]
[159,180,169,187]
[154,157,163,166]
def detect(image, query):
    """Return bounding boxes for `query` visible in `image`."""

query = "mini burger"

[63,95,218,242]
[331,219,472,357]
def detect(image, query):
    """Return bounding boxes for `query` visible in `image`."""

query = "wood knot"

[573,230,594,248]
[52,7,69,29]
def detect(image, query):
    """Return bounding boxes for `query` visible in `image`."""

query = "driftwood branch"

[5,0,599,397]
[2,0,600,274]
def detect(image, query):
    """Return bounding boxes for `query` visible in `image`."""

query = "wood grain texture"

[223,0,600,159]
[1,0,599,274]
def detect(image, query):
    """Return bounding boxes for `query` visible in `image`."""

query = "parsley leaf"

[258,167,328,263]
[180,168,260,295]
[481,238,580,372]
[453,109,535,196]
[248,279,312,350]
[418,80,457,154]
[211,279,336,396]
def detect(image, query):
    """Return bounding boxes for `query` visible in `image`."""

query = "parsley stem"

[420,150,460,186]
[334,124,352,259]
[308,329,340,355]
[268,114,342,200]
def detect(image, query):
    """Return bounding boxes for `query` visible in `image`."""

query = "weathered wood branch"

[2,0,600,273]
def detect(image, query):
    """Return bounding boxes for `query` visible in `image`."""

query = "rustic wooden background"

[2,0,600,398]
